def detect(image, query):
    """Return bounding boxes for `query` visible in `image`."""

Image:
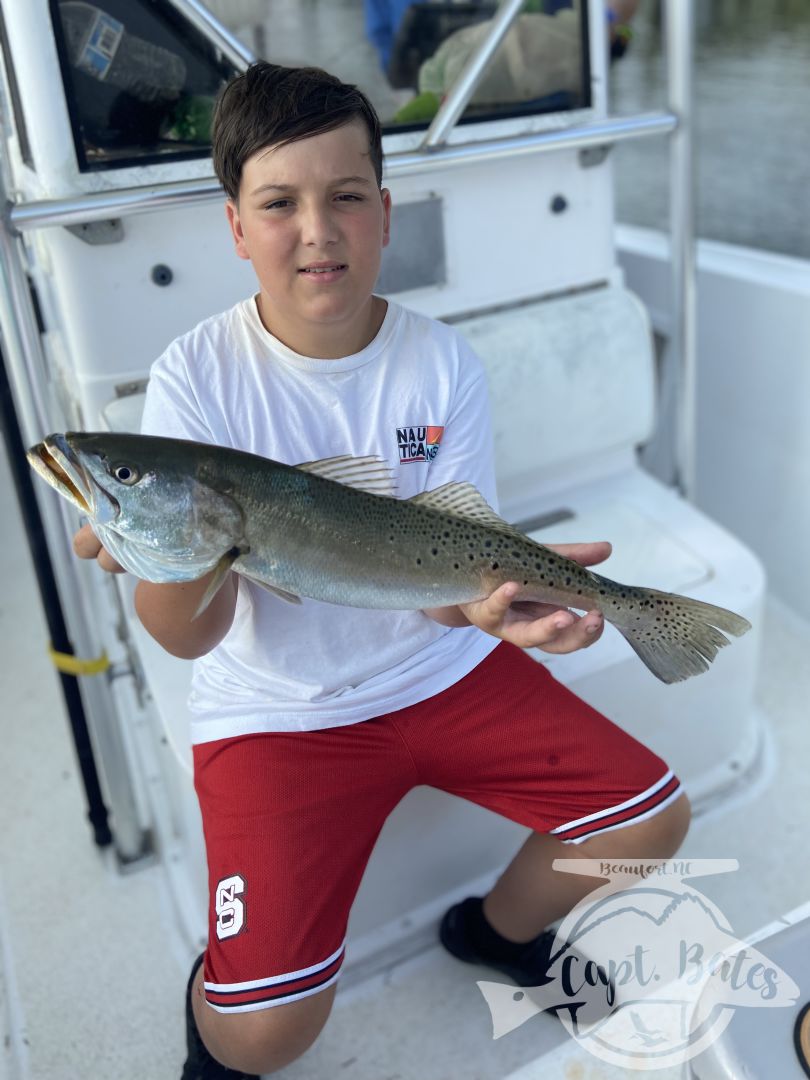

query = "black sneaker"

[439,896,614,1022]
[181,952,260,1080]
[439,897,557,988]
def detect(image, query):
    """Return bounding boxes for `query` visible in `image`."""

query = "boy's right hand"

[73,522,126,574]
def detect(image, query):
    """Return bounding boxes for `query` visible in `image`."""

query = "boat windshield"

[49,0,590,173]
[308,0,591,133]
[50,0,238,171]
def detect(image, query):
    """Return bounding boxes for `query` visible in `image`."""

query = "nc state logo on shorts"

[215,874,246,940]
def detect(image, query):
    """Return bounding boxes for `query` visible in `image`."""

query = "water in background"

[610,0,810,259]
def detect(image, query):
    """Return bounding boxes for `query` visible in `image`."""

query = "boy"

[74,62,689,1079]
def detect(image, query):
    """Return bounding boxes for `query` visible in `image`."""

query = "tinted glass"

[51,0,238,171]
[207,0,590,133]
[52,1,590,172]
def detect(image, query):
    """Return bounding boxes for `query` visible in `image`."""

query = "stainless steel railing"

[666,0,697,499]
[8,112,676,232]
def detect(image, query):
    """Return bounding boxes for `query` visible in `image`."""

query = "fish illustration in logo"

[476,861,799,1070]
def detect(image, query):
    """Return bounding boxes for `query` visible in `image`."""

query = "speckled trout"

[27,432,750,684]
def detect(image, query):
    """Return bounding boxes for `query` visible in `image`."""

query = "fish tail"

[611,589,751,684]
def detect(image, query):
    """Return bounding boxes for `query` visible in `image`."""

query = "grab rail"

[666,0,697,498]
[8,112,676,232]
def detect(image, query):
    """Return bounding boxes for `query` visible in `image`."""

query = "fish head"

[27,432,246,568]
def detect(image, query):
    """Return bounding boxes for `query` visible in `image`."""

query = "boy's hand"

[73,522,126,574]
[459,541,611,652]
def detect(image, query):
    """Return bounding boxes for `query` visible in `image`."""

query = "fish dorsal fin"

[409,482,527,540]
[296,455,396,496]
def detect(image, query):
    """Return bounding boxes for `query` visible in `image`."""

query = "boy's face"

[226,120,391,357]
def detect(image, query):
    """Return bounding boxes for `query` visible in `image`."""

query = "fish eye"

[111,463,140,485]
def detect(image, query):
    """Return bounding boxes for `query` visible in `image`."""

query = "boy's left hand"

[459,541,611,652]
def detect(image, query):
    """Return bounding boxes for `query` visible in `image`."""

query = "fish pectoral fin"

[192,546,245,620]
[296,454,396,497]
[236,571,303,605]
[410,482,528,539]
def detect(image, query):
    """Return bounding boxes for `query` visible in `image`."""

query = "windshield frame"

[49,0,237,173]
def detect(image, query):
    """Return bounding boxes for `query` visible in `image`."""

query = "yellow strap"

[48,646,110,677]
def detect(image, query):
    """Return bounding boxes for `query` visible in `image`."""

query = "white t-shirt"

[141,297,500,741]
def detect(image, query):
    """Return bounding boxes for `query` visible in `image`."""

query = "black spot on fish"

[492,562,499,570]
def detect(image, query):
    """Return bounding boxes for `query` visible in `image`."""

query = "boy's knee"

[204,984,336,1075]
[632,790,691,856]
[579,791,691,860]
[656,791,691,853]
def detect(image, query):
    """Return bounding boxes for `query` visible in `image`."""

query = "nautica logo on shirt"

[397,426,444,463]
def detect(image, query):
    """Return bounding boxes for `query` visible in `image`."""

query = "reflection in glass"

[51,0,237,170]
[211,1,590,133]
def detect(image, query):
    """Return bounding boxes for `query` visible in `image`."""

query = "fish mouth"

[26,433,116,519]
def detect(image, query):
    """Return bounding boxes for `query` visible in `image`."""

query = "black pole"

[0,342,113,848]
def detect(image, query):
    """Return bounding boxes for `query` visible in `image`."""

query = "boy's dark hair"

[212,62,384,201]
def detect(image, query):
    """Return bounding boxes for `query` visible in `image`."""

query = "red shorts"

[194,643,681,1013]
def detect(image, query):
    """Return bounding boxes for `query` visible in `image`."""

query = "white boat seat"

[457,285,655,505]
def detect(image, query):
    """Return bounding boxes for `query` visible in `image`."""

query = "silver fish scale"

[236,467,602,610]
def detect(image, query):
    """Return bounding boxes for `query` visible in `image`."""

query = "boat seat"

[100,282,766,949]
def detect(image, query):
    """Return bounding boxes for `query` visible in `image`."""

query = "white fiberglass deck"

[3,440,810,1080]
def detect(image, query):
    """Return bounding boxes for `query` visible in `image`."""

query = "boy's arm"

[73,522,237,659]
[134,575,238,660]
